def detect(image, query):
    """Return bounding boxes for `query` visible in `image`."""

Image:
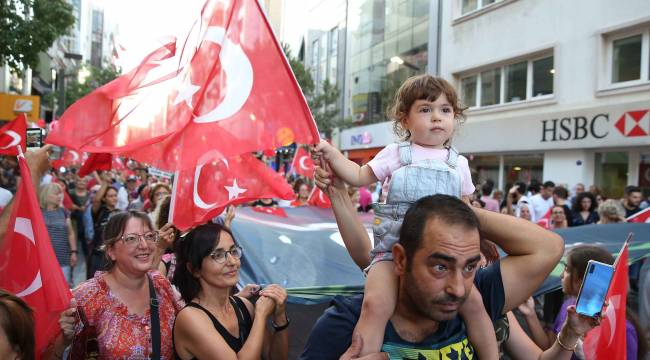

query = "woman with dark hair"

[528,245,648,359]
[173,222,289,359]
[571,192,599,226]
[549,205,569,229]
[55,210,181,358]
[88,171,119,278]
[0,289,34,360]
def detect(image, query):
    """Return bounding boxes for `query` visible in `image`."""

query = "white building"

[340,0,650,198]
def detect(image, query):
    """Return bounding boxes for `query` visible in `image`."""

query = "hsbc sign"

[454,101,650,153]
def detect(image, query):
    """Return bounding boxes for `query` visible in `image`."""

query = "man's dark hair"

[481,180,494,196]
[399,195,480,266]
[624,185,641,196]
[543,181,556,189]
[553,186,568,200]
[514,181,527,195]
[528,180,541,194]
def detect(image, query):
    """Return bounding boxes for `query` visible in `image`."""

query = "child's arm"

[459,285,498,360]
[518,297,553,349]
[314,140,378,186]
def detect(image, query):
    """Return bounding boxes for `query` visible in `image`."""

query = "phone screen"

[575,260,614,317]
[26,128,43,150]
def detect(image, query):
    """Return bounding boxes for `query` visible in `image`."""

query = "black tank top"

[173,296,253,359]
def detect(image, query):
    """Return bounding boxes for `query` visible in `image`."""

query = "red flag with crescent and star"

[170,152,294,231]
[47,0,319,171]
[583,237,629,360]
[51,148,85,169]
[627,208,650,223]
[536,208,551,229]
[308,187,331,208]
[291,146,315,178]
[0,114,27,156]
[0,153,72,358]
[78,153,114,178]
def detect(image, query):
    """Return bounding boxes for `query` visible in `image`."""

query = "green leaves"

[0,0,75,75]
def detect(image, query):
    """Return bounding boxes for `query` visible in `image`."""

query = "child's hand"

[517,297,536,317]
[564,305,600,337]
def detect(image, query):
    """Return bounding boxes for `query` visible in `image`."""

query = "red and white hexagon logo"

[615,110,649,137]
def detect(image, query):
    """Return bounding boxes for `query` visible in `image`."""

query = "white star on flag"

[224,179,247,200]
[173,75,201,108]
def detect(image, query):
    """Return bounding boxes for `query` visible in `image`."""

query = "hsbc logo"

[614,109,649,137]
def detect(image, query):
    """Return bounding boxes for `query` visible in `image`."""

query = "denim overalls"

[369,141,462,266]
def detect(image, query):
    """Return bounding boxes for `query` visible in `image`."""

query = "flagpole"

[614,233,633,268]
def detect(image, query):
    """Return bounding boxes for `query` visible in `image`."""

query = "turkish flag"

[48,0,319,172]
[536,209,551,229]
[0,114,27,156]
[252,206,288,218]
[627,208,650,223]
[45,39,188,153]
[291,146,315,178]
[121,0,319,170]
[78,153,113,177]
[583,239,629,360]
[308,187,331,209]
[0,155,72,358]
[51,148,85,169]
[170,152,294,231]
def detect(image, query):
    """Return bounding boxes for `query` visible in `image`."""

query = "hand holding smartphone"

[575,260,614,318]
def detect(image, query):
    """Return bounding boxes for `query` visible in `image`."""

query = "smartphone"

[575,260,614,318]
[26,128,43,150]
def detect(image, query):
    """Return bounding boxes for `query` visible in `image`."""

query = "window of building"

[461,54,554,109]
[311,39,319,84]
[328,27,339,85]
[612,34,642,83]
[461,0,499,15]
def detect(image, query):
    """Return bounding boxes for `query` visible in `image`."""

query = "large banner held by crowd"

[47,0,319,172]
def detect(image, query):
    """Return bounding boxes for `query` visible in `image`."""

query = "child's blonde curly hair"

[387,75,468,143]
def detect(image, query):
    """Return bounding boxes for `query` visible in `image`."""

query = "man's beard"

[404,269,469,322]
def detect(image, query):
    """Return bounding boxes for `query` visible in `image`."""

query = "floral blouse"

[72,271,182,359]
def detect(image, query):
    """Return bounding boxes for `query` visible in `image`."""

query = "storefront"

[340,100,650,198]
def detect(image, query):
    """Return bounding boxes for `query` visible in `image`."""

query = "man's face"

[541,186,554,199]
[627,191,642,207]
[396,218,481,322]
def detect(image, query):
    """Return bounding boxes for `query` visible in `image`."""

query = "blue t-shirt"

[300,261,505,360]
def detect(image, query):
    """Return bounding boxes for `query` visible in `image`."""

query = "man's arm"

[472,207,564,313]
[314,166,372,269]
[0,145,52,246]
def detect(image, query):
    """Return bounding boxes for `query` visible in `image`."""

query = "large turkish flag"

[0,113,26,156]
[170,152,294,231]
[0,155,72,358]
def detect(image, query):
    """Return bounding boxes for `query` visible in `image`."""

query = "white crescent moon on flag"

[604,295,620,346]
[0,130,21,149]
[299,156,310,171]
[70,150,80,162]
[193,150,222,209]
[13,217,42,297]
[193,26,253,124]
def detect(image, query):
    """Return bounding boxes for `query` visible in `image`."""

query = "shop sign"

[0,94,40,121]
[541,109,649,142]
[350,131,372,146]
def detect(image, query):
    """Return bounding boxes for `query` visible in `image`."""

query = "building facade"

[339,0,650,198]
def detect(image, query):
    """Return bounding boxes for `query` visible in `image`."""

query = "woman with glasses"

[172,223,289,359]
[54,210,182,359]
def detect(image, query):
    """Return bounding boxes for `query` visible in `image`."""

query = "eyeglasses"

[120,231,159,247]
[209,246,243,264]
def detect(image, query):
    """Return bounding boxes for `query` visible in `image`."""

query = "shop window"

[503,154,543,186]
[461,0,498,15]
[612,34,642,83]
[532,56,554,96]
[505,61,527,102]
[594,152,628,198]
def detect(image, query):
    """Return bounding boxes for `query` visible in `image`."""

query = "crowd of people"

[0,74,648,359]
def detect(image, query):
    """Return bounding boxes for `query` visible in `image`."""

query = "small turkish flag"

[252,206,288,218]
[0,154,72,358]
[0,114,27,156]
[170,153,294,231]
[78,153,113,177]
[536,209,551,229]
[308,187,331,209]
[291,146,315,178]
[583,237,630,360]
[627,208,650,223]
[51,148,85,169]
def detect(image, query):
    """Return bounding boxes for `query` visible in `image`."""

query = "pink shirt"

[367,143,475,196]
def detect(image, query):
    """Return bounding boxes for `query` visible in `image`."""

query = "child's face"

[402,94,455,148]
